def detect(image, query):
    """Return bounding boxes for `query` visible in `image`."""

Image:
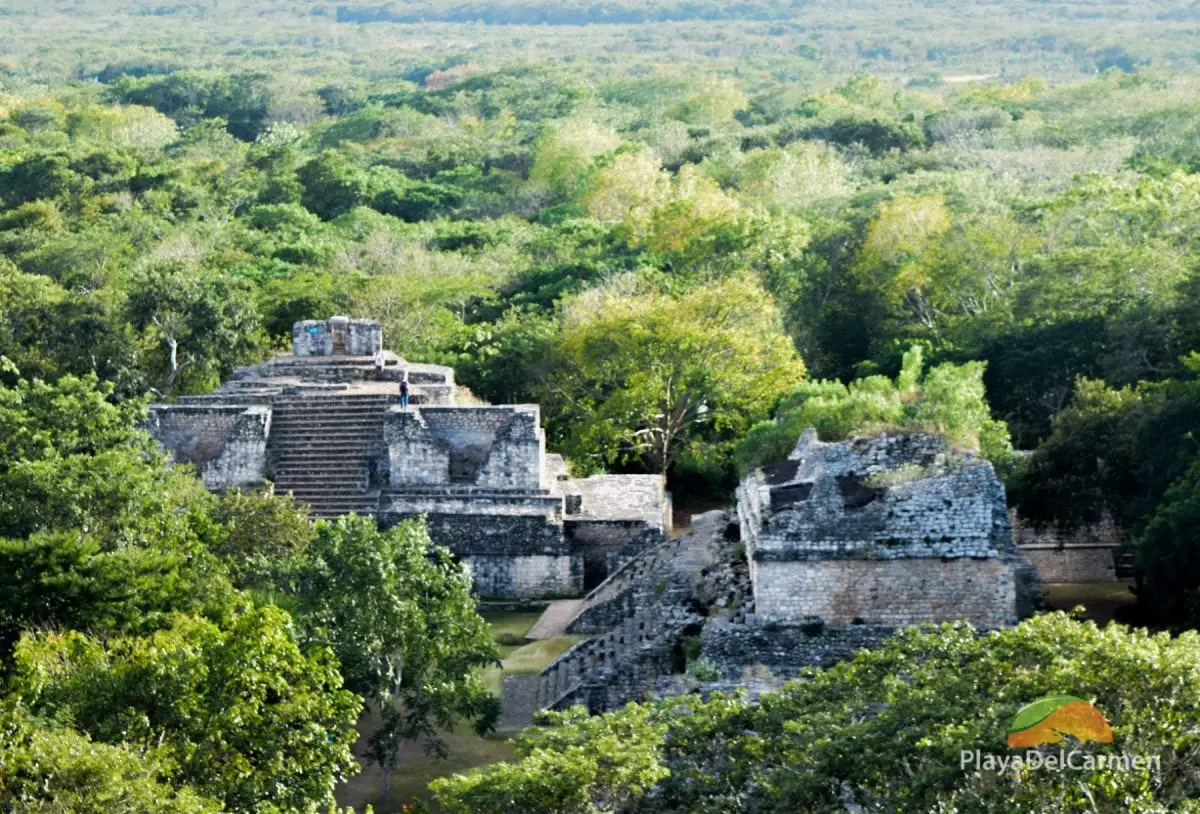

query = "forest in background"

[6,2,1200,810]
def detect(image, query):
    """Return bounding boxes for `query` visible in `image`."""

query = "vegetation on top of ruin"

[735,346,1014,475]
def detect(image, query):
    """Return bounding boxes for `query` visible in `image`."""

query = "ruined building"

[531,429,1039,713]
[147,317,670,599]
[737,429,1040,628]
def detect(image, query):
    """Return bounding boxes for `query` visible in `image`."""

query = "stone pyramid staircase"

[267,393,393,519]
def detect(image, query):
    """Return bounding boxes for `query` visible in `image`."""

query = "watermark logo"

[960,695,1159,776]
[1005,695,1113,748]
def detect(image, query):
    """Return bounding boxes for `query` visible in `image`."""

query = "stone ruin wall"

[146,405,270,490]
[146,318,676,602]
[560,474,672,589]
[699,618,893,679]
[378,404,582,598]
[753,558,1016,628]
[293,317,382,357]
[1012,511,1121,583]
[465,554,582,599]
[738,431,1039,628]
[384,406,545,490]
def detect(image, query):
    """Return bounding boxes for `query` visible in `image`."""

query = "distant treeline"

[334,1,803,25]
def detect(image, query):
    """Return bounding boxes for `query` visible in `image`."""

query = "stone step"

[273,472,369,483]
[271,410,388,417]
[273,459,368,468]
[272,461,368,472]
[271,427,381,435]
[295,497,377,505]
[271,413,387,421]
[273,475,369,486]
[269,439,376,448]
[271,459,372,468]
[274,398,394,406]
[271,429,379,444]
[271,446,374,453]
[269,424,383,434]
[275,487,373,498]
[272,403,392,411]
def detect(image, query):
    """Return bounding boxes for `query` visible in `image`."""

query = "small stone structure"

[147,317,671,600]
[293,316,381,357]
[737,430,1040,627]
[531,429,1040,714]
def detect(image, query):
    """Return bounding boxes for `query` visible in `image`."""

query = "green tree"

[0,703,221,813]
[210,486,316,591]
[0,372,220,546]
[298,151,373,220]
[1138,459,1200,625]
[735,345,1013,474]
[543,275,805,475]
[282,516,499,772]
[0,531,210,658]
[125,261,263,396]
[10,609,361,813]
[431,704,670,814]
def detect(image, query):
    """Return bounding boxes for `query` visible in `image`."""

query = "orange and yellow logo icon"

[1006,695,1114,748]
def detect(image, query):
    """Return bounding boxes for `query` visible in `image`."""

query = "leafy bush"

[435,614,1200,813]
[735,346,1013,474]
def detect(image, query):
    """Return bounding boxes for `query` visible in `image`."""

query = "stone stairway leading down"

[563,511,727,635]
[531,512,740,714]
[267,393,393,519]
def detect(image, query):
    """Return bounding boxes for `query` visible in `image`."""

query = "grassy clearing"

[1042,581,1136,624]
[502,636,584,674]
[336,717,516,814]
[480,610,543,644]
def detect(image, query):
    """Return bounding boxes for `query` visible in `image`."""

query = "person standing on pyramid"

[373,347,386,380]
[399,373,410,408]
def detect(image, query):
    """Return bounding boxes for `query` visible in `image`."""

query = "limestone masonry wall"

[293,316,381,356]
[737,430,1037,627]
[1013,511,1121,583]
[467,554,581,599]
[385,406,544,489]
[147,405,270,490]
[150,317,676,601]
[753,558,1016,626]
[700,619,893,677]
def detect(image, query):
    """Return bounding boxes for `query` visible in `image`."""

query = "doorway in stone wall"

[331,321,348,354]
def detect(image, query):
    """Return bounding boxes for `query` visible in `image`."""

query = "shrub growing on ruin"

[735,345,1013,475]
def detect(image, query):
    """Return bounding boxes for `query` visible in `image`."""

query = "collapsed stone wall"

[147,405,270,490]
